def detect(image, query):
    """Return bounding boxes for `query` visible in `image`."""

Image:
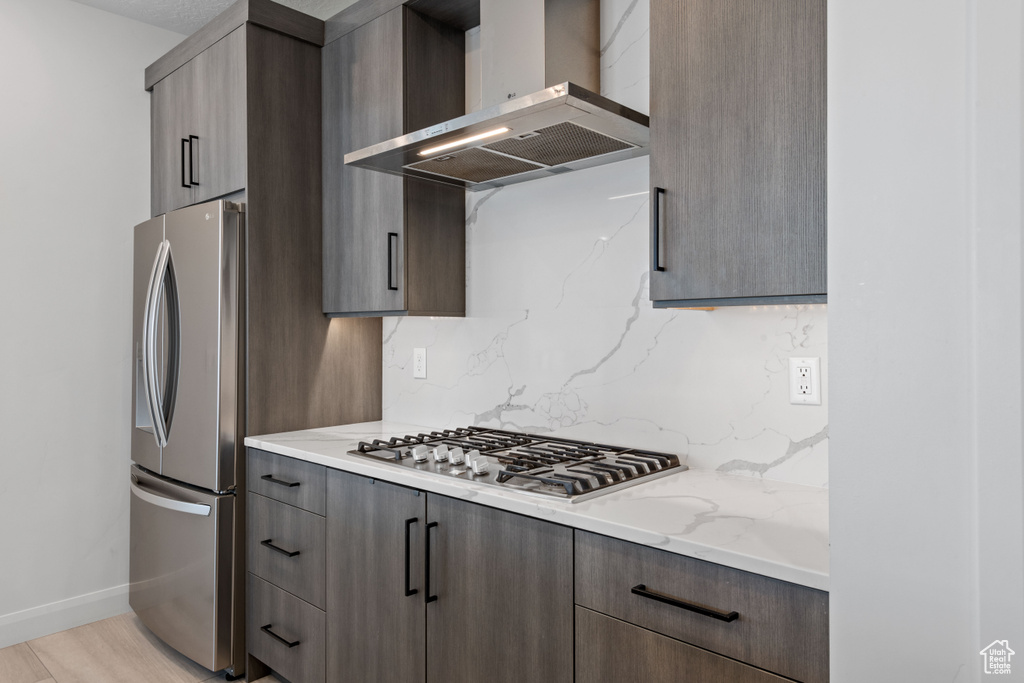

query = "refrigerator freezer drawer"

[129,466,234,672]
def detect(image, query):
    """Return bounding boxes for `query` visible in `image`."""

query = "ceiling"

[68,0,358,36]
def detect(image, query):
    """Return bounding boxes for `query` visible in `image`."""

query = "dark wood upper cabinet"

[150,26,246,217]
[322,6,466,318]
[649,0,826,307]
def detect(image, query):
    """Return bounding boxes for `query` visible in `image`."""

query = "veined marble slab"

[245,421,830,591]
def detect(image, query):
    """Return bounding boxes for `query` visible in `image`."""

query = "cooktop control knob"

[469,451,489,475]
[411,445,429,462]
[448,447,465,465]
[433,444,449,462]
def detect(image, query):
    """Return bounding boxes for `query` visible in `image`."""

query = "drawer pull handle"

[261,474,300,488]
[631,584,739,622]
[261,539,300,558]
[261,624,300,648]
[404,517,419,597]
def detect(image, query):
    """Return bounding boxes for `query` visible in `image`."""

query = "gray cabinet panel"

[248,449,326,515]
[649,0,826,305]
[575,531,829,683]
[194,26,246,204]
[426,494,573,683]
[322,7,465,317]
[248,493,326,609]
[326,471,426,683]
[247,574,325,683]
[151,62,195,217]
[576,607,790,683]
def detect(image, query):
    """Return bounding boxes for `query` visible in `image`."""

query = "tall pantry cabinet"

[144,3,383,673]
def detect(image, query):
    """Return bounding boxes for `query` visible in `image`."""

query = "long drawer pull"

[631,584,739,622]
[261,474,300,488]
[260,539,300,558]
[261,624,300,648]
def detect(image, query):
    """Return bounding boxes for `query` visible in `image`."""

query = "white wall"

[382,0,831,489]
[0,0,182,647]
[829,0,1024,680]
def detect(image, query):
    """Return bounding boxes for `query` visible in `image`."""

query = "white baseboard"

[0,584,130,649]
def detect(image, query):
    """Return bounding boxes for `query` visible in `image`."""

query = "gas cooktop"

[350,426,686,503]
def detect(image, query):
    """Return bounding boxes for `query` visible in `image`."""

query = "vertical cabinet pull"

[651,187,666,272]
[181,139,190,189]
[188,135,199,187]
[424,521,438,603]
[404,517,419,597]
[387,232,399,291]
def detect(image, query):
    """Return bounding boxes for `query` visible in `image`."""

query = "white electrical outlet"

[789,357,821,405]
[413,348,427,379]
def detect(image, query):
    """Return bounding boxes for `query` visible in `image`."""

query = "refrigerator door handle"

[143,240,181,448]
[142,241,168,448]
[130,480,211,517]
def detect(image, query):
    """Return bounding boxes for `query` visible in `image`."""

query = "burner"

[350,427,686,503]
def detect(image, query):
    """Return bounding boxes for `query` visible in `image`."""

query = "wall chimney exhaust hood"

[344,0,650,191]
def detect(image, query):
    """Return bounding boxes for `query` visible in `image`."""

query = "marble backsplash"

[381,0,828,488]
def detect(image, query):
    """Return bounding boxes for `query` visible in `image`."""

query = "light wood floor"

[0,613,280,683]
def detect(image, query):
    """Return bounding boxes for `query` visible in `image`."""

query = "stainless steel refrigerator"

[130,200,245,678]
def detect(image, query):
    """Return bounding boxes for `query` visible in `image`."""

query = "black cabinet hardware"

[181,139,190,189]
[651,187,666,272]
[188,135,198,186]
[261,474,300,488]
[260,539,300,558]
[260,624,300,648]
[404,517,419,596]
[387,232,399,291]
[631,584,739,622]
[425,520,438,603]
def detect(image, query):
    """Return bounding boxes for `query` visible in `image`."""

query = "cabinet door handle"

[260,624,300,648]
[188,135,199,186]
[424,521,438,603]
[260,539,300,558]
[651,187,666,272]
[181,139,190,189]
[651,187,667,272]
[404,517,419,597]
[631,584,739,622]
[261,474,300,488]
[387,232,399,291]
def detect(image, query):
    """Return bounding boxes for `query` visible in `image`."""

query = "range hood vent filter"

[408,147,545,183]
[481,121,635,167]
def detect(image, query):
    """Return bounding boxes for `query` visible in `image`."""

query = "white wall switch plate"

[789,357,822,405]
[413,348,427,379]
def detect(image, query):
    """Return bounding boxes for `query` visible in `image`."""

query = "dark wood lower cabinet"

[425,494,574,683]
[324,470,573,683]
[326,471,426,683]
[575,607,790,683]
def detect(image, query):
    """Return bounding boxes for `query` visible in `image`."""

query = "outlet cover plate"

[413,348,427,379]
[789,357,821,405]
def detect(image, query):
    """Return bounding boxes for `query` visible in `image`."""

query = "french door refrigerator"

[130,200,245,678]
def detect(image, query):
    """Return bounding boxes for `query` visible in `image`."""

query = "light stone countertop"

[244,421,829,591]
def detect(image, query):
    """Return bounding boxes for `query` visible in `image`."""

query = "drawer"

[574,531,829,683]
[247,574,325,683]
[248,448,326,514]
[248,493,326,609]
[576,606,790,683]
